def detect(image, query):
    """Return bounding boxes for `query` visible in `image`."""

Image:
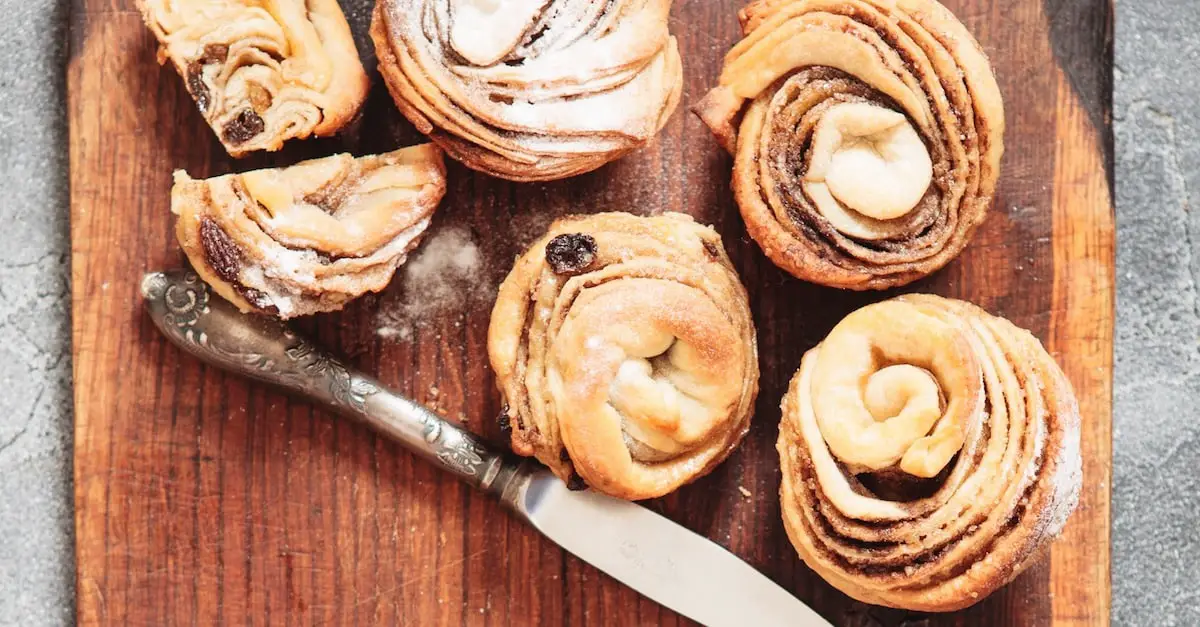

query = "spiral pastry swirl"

[138,0,369,156]
[695,0,1004,289]
[488,212,758,499]
[370,0,683,181]
[777,295,1081,611]
[172,144,447,318]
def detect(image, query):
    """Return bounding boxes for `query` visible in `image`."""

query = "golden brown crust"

[138,0,369,156]
[172,144,447,318]
[777,295,1081,611]
[370,0,683,182]
[695,0,1005,290]
[488,212,758,499]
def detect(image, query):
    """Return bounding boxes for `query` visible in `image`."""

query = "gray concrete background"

[0,0,74,623]
[0,0,1192,624]
[1113,1,1200,624]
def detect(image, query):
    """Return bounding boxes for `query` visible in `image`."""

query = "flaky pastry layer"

[172,144,446,318]
[778,295,1081,611]
[695,0,1004,289]
[371,0,682,181]
[489,212,758,499]
[139,0,369,156]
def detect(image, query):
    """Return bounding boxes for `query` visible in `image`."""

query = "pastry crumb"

[738,486,752,499]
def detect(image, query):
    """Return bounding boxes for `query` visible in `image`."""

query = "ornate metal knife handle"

[140,270,520,496]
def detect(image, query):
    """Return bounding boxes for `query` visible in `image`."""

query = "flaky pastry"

[371,0,683,181]
[489,212,758,499]
[172,144,446,318]
[696,0,1004,289]
[778,295,1081,611]
[138,0,369,155]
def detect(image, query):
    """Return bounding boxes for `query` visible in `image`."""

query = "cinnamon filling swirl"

[695,0,1004,289]
[778,295,1081,611]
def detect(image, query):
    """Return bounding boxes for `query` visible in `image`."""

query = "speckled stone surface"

[0,0,73,623]
[0,0,1192,624]
[1113,1,1200,625]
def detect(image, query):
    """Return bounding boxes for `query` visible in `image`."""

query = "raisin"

[241,287,279,316]
[222,109,265,145]
[186,61,211,114]
[702,239,722,261]
[544,233,597,276]
[248,83,272,114]
[497,409,512,435]
[199,218,242,283]
[201,43,229,63]
[558,448,571,463]
[566,473,587,491]
[186,44,228,115]
[198,219,278,313]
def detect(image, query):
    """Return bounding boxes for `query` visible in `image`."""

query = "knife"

[140,269,830,627]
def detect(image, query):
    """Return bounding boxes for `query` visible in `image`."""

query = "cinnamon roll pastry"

[138,0,369,156]
[695,0,1004,289]
[172,144,447,318]
[488,212,758,499]
[778,295,1081,611]
[370,0,683,181]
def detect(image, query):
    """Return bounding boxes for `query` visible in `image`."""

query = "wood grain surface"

[68,0,1114,624]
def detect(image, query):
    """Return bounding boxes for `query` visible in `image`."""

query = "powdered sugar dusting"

[375,325,413,342]
[374,226,488,341]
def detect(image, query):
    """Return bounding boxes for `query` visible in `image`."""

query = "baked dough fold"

[778,295,1081,611]
[138,0,369,155]
[695,0,1004,289]
[371,0,683,181]
[489,212,758,499]
[172,144,446,318]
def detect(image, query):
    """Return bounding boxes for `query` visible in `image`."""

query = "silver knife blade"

[510,471,831,627]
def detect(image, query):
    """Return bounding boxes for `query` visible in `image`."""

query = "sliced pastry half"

[139,0,370,155]
[172,144,447,318]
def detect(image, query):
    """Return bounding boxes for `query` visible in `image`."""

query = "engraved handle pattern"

[140,270,510,491]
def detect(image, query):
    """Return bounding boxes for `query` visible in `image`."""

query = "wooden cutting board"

[68,0,1113,624]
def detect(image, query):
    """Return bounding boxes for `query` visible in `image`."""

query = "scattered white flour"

[374,226,487,341]
[375,325,413,342]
